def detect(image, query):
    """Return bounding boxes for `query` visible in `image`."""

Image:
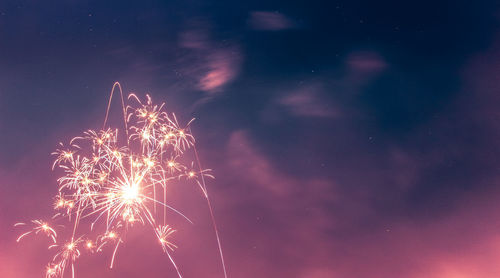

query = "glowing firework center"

[15,83,227,278]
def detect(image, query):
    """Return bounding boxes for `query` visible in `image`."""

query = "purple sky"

[1,1,500,277]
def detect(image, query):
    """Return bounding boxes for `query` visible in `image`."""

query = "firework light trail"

[15,82,227,278]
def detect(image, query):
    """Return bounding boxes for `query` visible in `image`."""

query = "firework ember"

[15,82,227,278]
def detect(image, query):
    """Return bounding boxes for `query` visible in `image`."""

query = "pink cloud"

[179,29,211,50]
[219,131,500,278]
[226,130,300,197]
[199,50,241,93]
[101,26,243,100]
[277,83,338,118]
[177,26,243,95]
[248,11,296,31]
[218,131,339,276]
[347,51,387,72]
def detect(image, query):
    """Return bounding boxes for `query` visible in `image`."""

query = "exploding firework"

[15,82,227,278]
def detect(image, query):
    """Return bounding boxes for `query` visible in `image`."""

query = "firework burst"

[15,82,227,278]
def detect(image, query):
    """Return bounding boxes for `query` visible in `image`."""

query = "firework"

[15,82,227,278]
[15,220,57,243]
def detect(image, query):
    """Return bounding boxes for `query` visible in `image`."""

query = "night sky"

[2,1,500,277]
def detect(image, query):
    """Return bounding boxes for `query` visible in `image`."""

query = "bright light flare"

[122,183,140,203]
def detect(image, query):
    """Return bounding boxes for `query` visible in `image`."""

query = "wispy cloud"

[277,83,338,118]
[248,11,296,31]
[179,23,243,96]
[219,130,500,278]
[346,51,387,73]
[198,49,242,93]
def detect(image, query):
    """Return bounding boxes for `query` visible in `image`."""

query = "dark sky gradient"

[2,1,500,277]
